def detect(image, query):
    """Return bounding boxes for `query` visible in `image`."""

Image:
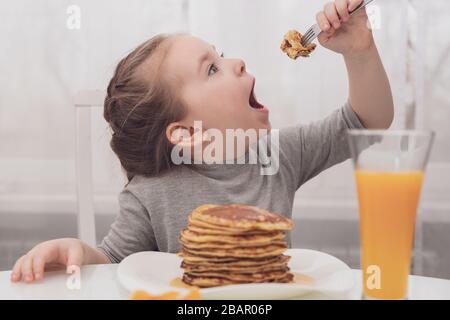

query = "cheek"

[202,85,246,124]
[183,80,251,130]
[213,82,244,106]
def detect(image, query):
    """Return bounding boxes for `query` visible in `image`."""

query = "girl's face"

[163,35,271,135]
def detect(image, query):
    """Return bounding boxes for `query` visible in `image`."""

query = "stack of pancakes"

[178,204,294,288]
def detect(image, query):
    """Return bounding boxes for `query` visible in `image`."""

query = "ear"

[166,122,205,148]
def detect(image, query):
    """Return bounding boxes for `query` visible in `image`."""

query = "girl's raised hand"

[316,0,374,56]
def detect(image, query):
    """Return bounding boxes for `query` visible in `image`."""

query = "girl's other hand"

[10,238,108,283]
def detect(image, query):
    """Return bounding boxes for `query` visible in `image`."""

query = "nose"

[233,59,246,76]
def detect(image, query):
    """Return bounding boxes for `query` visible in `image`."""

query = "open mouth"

[248,79,265,110]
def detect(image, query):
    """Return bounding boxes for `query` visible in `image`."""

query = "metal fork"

[301,0,375,46]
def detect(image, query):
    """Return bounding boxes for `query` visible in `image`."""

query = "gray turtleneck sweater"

[98,103,364,263]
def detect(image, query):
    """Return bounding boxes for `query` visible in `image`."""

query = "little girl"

[11,0,393,283]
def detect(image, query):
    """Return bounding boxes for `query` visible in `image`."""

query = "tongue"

[250,92,263,109]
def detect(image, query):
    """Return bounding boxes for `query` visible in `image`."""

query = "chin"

[261,118,272,131]
[255,121,271,138]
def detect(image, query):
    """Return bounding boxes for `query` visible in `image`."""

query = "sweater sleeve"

[279,102,365,190]
[97,188,158,263]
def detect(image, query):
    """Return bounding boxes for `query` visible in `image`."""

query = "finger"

[336,0,350,22]
[66,244,83,269]
[324,2,341,29]
[21,255,34,283]
[45,262,66,272]
[316,12,331,32]
[318,26,336,45]
[11,256,25,282]
[348,0,364,12]
[32,254,47,281]
[326,27,337,37]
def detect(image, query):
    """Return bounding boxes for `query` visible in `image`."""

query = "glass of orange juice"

[347,130,434,300]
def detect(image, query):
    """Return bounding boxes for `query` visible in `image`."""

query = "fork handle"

[349,0,375,17]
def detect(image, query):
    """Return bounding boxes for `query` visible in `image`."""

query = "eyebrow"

[197,45,217,74]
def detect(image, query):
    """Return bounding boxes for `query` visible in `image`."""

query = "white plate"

[117,249,354,300]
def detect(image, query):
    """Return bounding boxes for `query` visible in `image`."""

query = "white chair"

[73,90,106,247]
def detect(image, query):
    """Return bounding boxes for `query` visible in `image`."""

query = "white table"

[1,265,449,300]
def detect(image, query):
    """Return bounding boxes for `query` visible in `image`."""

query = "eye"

[207,52,224,76]
[208,63,219,76]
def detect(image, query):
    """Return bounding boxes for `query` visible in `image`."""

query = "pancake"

[179,253,242,263]
[188,219,282,234]
[180,237,286,250]
[181,261,289,273]
[179,253,290,267]
[180,229,285,245]
[182,244,287,259]
[183,273,294,288]
[185,268,290,282]
[187,224,270,236]
[189,204,293,231]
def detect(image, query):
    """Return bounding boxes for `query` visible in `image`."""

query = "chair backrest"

[73,90,106,247]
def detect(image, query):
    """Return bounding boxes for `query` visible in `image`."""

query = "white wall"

[0,0,449,220]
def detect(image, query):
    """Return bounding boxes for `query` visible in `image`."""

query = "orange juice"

[355,170,424,300]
